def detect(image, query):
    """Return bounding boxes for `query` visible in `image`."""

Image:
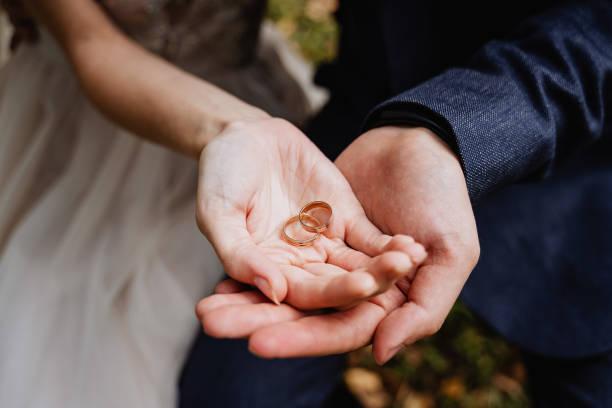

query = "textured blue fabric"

[367,1,612,202]
[524,350,612,406]
[178,333,346,408]
[359,0,612,357]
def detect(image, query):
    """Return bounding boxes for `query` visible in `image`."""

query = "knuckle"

[468,240,481,267]
[195,298,208,320]
[195,294,225,319]
[440,236,464,260]
[385,235,415,252]
[200,309,230,338]
[423,319,444,337]
[268,117,292,129]
[201,315,220,337]
[438,233,480,268]
[350,277,376,299]
[366,231,391,254]
[377,252,399,271]
[223,120,247,132]
[394,234,416,246]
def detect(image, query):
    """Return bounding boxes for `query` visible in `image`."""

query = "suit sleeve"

[364,0,612,202]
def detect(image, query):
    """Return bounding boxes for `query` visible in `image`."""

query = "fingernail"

[380,345,403,365]
[254,277,279,305]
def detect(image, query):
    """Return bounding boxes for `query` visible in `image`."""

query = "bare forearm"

[69,32,268,157]
[25,0,267,158]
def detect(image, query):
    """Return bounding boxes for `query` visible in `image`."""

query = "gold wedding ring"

[282,214,321,246]
[299,201,332,233]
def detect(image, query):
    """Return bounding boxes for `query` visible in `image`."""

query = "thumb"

[198,211,287,305]
[372,262,464,364]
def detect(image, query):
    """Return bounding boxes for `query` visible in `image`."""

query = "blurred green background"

[267,1,529,407]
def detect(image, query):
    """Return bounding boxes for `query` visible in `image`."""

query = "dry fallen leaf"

[402,392,435,408]
[344,368,390,408]
[440,376,466,399]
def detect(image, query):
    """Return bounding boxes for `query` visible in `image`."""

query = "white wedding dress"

[0,1,315,407]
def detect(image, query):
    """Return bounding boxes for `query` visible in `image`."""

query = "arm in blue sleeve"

[364,1,612,202]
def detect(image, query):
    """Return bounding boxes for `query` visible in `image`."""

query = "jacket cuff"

[363,68,550,203]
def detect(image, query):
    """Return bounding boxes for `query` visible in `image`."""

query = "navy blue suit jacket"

[308,0,612,357]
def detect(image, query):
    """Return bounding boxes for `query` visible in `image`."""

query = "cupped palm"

[196,118,426,310]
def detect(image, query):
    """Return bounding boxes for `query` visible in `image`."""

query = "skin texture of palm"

[196,118,427,312]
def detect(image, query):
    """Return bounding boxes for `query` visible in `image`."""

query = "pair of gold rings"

[281,201,333,246]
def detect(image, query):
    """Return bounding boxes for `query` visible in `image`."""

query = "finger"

[199,212,287,304]
[372,302,431,364]
[195,291,267,320]
[286,251,419,310]
[285,267,377,310]
[343,213,392,256]
[373,263,467,364]
[300,262,346,277]
[354,250,421,294]
[382,235,428,265]
[320,234,426,284]
[321,237,371,270]
[248,301,387,358]
[352,235,427,298]
[202,303,305,338]
[214,279,249,294]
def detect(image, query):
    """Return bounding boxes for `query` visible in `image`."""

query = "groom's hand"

[335,126,479,363]
[195,126,478,364]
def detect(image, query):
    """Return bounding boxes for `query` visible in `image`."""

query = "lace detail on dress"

[2,0,311,122]
[99,0,267,75]
[95,0,312,122]
[2,0,266,74]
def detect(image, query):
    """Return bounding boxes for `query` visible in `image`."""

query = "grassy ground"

[267,1,529,407]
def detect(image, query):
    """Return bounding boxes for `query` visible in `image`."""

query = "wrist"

[350,126,461,169]
[336,126,465,213]
[192,105,270,159]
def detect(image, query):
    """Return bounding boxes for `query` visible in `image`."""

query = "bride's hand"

[196,118,426,309]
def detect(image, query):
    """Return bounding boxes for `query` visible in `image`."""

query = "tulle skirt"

[0,38,224,407]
